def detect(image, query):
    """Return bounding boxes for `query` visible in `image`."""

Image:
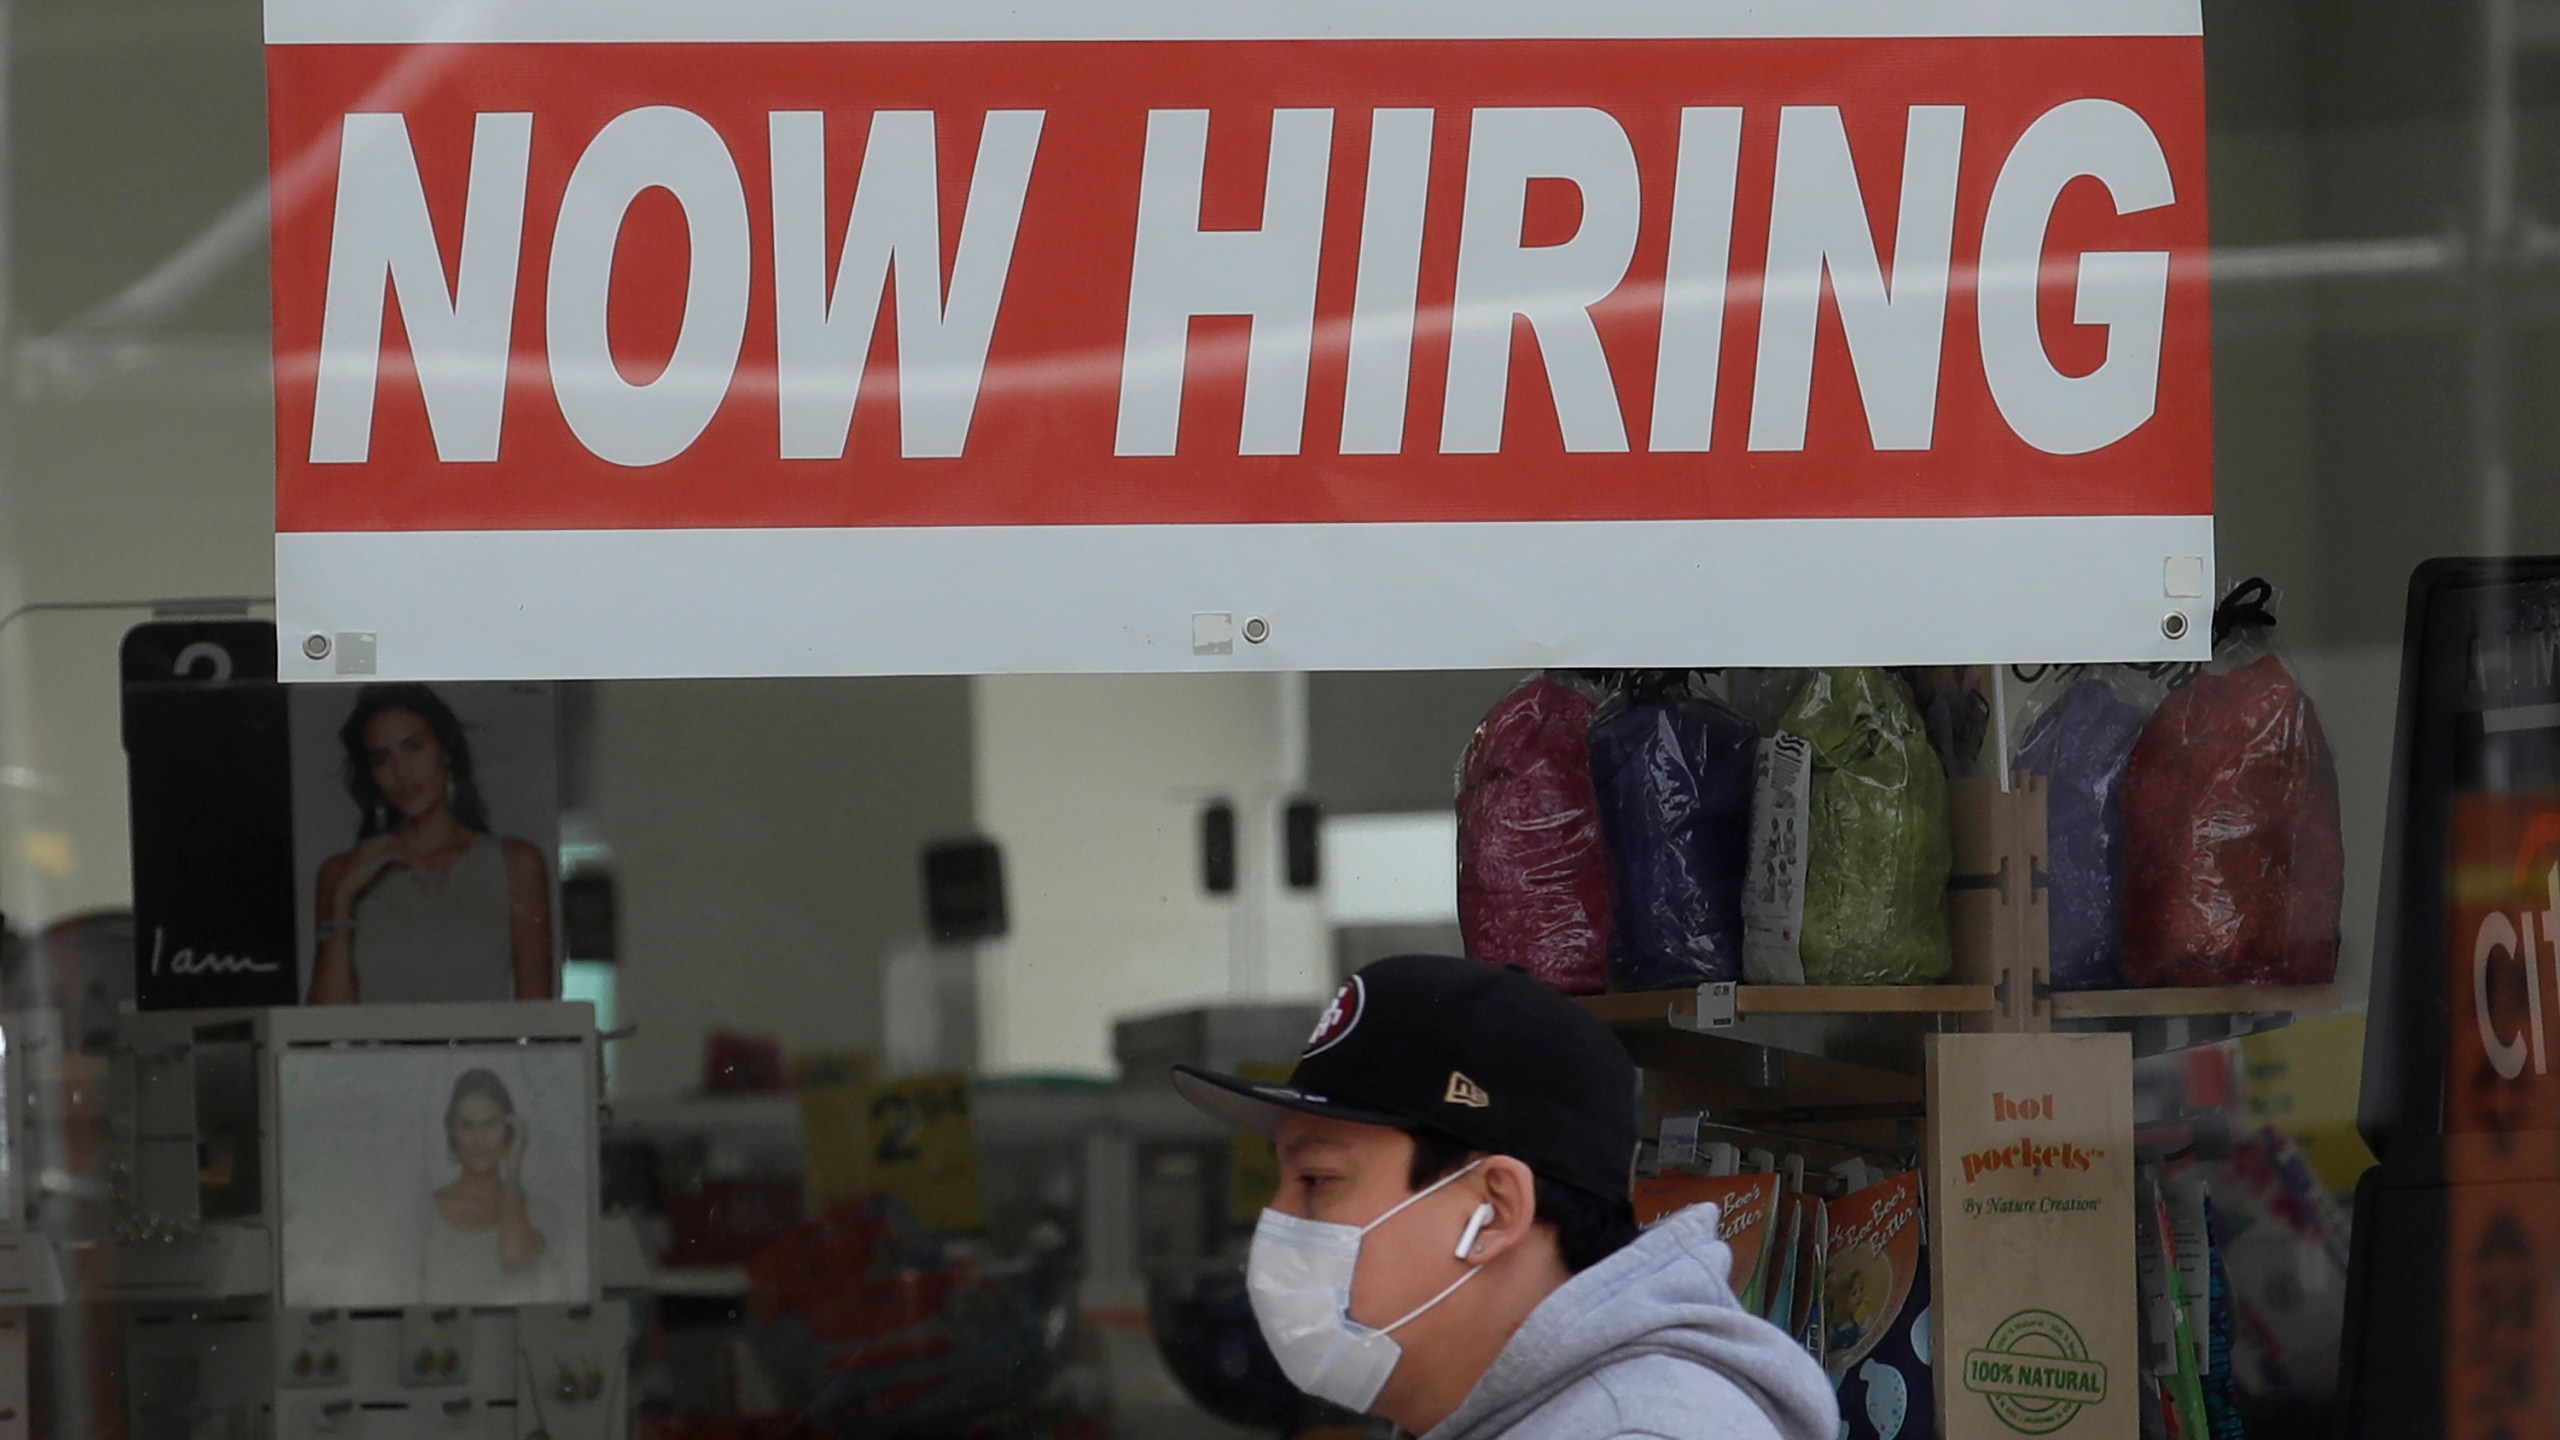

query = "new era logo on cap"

[1445,1071,1490,1108]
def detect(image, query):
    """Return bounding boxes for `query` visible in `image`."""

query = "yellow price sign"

[2238,1012,2376,1194]
[796,1051,881,1212]
[863,1071,987,1234]
[800,1067,986,1233]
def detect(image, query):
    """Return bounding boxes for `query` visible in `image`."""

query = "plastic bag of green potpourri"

[1779,668,1953,985]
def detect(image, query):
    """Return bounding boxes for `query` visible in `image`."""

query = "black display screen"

[2344,558,2560,1440]
[2363,560,2560,1155]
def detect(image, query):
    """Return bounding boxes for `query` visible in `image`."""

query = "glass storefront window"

[0,3,2553,1438]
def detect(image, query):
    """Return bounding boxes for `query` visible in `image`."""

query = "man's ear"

[1460,1156,1542,1265]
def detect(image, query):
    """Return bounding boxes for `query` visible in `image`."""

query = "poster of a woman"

[294,682,561,1004]
[277,1042,592,1309]
[421,1067,567,1303]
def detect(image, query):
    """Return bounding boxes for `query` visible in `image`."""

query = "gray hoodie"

[1422,1205,1841,1440]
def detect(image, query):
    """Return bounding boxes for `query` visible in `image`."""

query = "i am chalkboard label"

[122,620,300,1009]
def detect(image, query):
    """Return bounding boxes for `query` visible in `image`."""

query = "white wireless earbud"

[1455,1202,1496,1260]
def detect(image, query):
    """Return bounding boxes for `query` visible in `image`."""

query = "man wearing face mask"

[1173,954,1837,1439]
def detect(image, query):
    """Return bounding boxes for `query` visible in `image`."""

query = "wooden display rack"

[1573,774,2339,1440]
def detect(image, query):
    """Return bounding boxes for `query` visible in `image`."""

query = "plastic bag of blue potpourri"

[2013,670,2159,991]
[1589,674,1757,991]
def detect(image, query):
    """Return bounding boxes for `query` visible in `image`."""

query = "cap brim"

[1171,1065,1415,1137]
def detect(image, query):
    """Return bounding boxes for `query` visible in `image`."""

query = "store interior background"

[3,0,2556,1104]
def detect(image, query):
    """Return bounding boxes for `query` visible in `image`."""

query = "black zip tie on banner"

[1627,669,1678,704]
[2210,577,2277,649]
[2009,582,2278,697]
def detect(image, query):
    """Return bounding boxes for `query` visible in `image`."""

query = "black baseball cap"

[1172,954,1639,1203]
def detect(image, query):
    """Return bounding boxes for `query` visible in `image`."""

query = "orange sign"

[2442,791,2560,1440]
[2444,793,2560,1136]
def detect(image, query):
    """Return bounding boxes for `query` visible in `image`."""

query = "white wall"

[2,0,278,929]
[1,374,281,929]
[592,677,975,1099]
[973,673,1328,1075]
[1308,670,1517,815]
[2290,644,2404,999]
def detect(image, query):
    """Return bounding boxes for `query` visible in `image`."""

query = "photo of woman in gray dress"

[306,683,555,1004]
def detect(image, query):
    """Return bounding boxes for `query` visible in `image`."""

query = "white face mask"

[1245,1159,1496,1412]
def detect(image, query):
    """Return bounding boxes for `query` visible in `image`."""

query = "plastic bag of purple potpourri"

[2014,673,2157,991]
[1590,676,1757,990]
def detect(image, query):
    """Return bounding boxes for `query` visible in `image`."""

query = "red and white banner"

[266,0,2213,679]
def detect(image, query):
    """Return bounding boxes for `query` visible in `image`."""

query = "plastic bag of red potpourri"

[1457,674,1614,994]
[2120,579,2343,987]
[1589,674,1758,991]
